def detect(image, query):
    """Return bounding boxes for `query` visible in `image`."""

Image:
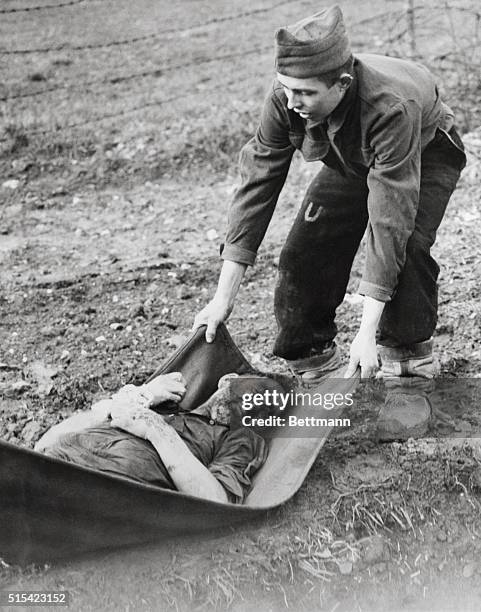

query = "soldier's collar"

[324,62,359,134]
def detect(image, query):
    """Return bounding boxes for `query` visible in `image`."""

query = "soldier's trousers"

[273,127,466,360]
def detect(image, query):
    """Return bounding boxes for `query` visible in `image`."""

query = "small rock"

[0,362,17,370]
[463,563,476,578]
[40,325,57,338]
[95,335,107,343]
[2,179,20,190]
[436,530,447,542]
[23,421,42,444]
[362,535,386,565]
[206,229,218,241]
[164,334,188,349]
[471,467,481,488]
[176,286,193,300]
[28,361,58,396]
[60,350,70,361]
[129,304,147,319]
[455,420,472,433]
[51,186,68,196]
[337,560,353,575]
[110,322,123,331]
[0,380,30,396]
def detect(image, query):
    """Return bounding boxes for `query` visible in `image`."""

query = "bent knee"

[278,246,307,272]
[405,231,433,256]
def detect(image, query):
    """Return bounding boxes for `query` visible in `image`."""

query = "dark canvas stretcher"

[0,325,358,564]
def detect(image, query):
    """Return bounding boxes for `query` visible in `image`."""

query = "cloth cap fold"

[275,5,351,78]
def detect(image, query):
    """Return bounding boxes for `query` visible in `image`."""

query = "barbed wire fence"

[0,0,479,153]
[0,46,273,103]
[0,0,296,55]
[370,1,480,139]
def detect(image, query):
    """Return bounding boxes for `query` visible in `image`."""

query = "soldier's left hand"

[345,330,379,379]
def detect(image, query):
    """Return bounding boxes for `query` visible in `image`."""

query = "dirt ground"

[1,1,481,611]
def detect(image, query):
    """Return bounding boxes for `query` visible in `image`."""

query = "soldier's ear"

[338,73,353,89]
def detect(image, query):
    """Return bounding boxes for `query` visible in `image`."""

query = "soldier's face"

[276,73,346,122]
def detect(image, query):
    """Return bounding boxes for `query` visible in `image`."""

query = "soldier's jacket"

[221,53,458,301]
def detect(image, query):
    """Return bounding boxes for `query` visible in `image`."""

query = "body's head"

[275,5,353,122]
[195,373,287,428]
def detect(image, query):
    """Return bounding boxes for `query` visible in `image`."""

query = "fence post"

[406,0,417,58]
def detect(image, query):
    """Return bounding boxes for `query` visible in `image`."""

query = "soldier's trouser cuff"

[378,339,437,379]
[383,376,435,392]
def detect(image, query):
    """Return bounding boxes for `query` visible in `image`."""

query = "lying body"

[35,373,281,504]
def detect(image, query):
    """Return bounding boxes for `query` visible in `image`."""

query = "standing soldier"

[193,5,466,440]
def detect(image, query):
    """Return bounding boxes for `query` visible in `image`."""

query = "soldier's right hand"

[192,298,233,343]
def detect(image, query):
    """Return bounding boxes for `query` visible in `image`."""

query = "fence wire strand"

[0,46,271,103]
[0,0,85,14]
[2,75,241,142]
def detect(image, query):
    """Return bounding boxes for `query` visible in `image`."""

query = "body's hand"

[112,373,186,410]
[111,392,229,503]
[192,298,233,343]
[144,372,186,404]
[110,403,174,441]
[345,330,379,379]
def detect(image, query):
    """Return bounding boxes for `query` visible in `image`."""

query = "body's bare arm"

[110,404,228,503]
[34,373,186,452]
[34,400,113,452]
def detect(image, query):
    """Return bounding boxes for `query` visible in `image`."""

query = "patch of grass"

[2,124,30,155]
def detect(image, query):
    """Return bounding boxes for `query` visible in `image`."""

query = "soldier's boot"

[376,339,436,442]
[287,341,342,387]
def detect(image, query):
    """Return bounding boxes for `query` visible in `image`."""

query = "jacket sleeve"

[358,100,422,301]
[208,428,268,503]
[221,85,295,266]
